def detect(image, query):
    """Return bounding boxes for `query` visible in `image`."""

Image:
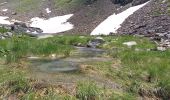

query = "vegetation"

[0,28,170,99]
[76,81,101,100]
[0,34,91,63]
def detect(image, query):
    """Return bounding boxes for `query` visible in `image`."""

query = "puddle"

[29,47,107,73]
[28,47,120,89]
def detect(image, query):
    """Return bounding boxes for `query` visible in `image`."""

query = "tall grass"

[0,35,91,63]
[76,81,101,100]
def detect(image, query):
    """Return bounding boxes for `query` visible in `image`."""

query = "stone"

[87,37,105,48]
[5,32,13,37]
[0,36,5,40]
[11,12,17,15]
[109,32,117,36]
[14,22,28,28]
[157,47,166,51]
[123,41,137,47]
[133,34,145,38]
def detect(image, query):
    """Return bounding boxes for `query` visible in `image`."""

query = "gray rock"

[123,41,137,47]
[12,12,17,15]
[157,47,166,51]
[87,37,105,48]
[14,22,28,28]
[5,32,13,37]
[0,35,5,40]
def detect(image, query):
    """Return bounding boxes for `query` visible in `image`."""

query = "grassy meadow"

[0,28,170,99]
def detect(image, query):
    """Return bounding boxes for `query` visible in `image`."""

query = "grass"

[79,35,170,99]
[76,81,101,100]
[0,33,170,99]
[0,34,91,63]
[0,27,9,33]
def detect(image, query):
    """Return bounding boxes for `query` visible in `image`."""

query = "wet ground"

[28,47,120,89]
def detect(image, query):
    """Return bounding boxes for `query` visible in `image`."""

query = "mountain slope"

[117,0,170,35]
[0,0,169,35]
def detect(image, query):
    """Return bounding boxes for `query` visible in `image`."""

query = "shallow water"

[28,47,120,89]
[29,47,107,73]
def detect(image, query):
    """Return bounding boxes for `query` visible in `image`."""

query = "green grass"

[102,35,155,49]
[0,27,9,33]
[76,81,101,100]
[0,34,91,63]
[81,35,170,99]
[0,34,170,99]
[0,65,29,97]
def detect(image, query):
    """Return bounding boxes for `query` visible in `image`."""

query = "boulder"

[14,22,28,28]
[157,47,166,51]
[11,12,17,15]
[87,37,105,48]
[4,32,13,37]
[123,41,137,47]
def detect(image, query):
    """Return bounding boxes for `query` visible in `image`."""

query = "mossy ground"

[0,30,170,99]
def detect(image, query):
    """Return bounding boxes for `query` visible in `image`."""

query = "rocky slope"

[117,0,170,35]
[0,0,169,36]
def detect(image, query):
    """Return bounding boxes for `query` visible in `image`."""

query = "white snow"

[30,14,74,33]
[45,8,51,13]
[91,1,149,35]
[2,9,8,12]
[0,14,74,34]
[0,16,11,25]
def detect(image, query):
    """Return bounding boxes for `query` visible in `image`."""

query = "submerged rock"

[87,37,105,48]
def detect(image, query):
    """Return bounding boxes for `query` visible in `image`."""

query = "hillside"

[2,0,168,35]
[118,0,170,35]
[0,0,170,99]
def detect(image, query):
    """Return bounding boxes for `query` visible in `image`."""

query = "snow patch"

[0,16,11,25]
[0,14,74,34]
[2,9,8,12]
[91,1,149,35]
[30,14,74,33]
[45,8,51,14]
